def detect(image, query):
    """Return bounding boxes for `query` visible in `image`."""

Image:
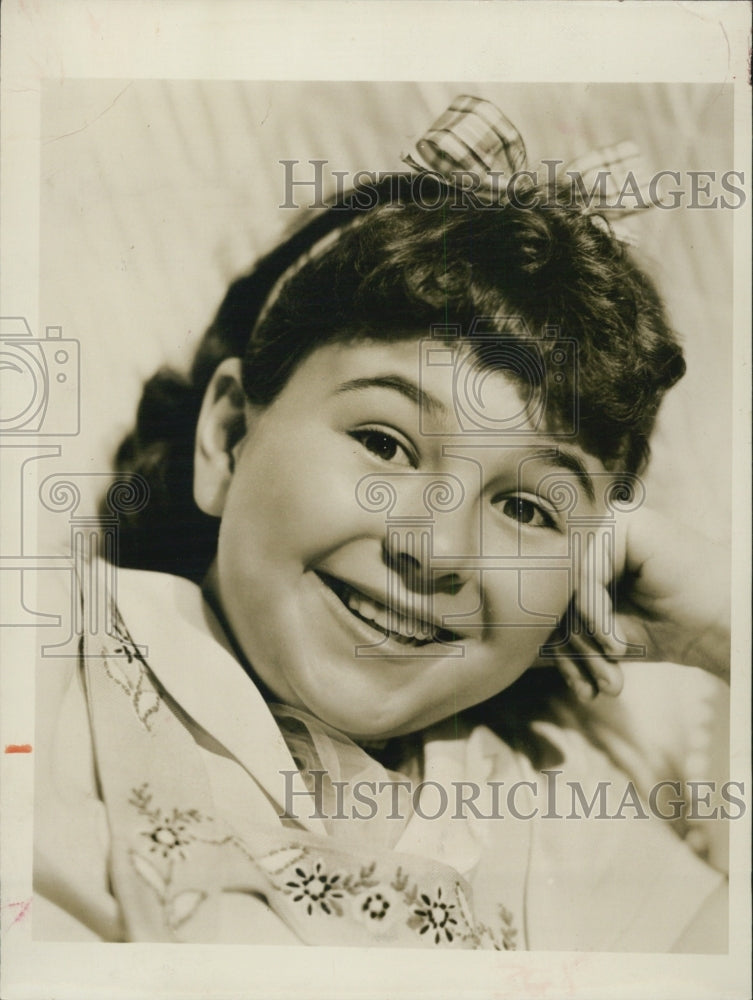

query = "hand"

[609,506,730,679]
[541,506,731,701]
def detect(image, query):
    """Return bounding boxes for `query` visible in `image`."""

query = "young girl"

[34,97,730,950]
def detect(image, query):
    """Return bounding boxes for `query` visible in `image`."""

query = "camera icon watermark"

[0,317,80,436]
[419,319,578,438]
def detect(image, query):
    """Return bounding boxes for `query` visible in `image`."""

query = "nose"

[382,506,477,596]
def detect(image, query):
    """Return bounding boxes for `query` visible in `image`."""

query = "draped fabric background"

[39,80,733,540]
[36,84,732,862]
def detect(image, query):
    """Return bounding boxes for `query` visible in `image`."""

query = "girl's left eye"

[350,428,415,468]
[498,496,556,529]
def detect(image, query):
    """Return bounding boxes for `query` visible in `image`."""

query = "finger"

[575,533,594,636]
[555,649,599,702]
[565,629,625,697]
[575,531,629,660]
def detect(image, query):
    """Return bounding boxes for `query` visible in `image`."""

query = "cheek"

[478,567,572,679]
[518,567,573,619]
[219,434,368,573]
[482,566,572,628]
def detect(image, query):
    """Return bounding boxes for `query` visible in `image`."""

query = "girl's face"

[198,338,609,740]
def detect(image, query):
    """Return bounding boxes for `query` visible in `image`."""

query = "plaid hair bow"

[402,94,655,245]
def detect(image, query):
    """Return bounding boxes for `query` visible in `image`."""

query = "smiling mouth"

[316,572,463,647]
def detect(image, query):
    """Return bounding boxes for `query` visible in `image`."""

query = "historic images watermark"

[279,770,746,823]
[279,160,746,211]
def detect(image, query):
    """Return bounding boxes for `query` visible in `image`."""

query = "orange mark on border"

[5,744,32,754]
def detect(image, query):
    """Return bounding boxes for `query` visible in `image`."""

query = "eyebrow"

[539,448,596,504]
[335,375,449,417]
[335,376,597,502]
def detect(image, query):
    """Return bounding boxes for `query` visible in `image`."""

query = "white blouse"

[33,563,725,950]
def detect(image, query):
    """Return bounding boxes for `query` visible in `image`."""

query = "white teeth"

[344,586,433,641]
[346,591,380,622]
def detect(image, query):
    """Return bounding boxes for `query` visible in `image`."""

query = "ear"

[193,357,249,517]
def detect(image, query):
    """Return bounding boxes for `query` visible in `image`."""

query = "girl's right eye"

[350,428,415,468]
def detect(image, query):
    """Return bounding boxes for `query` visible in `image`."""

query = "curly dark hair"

[104,174,685,583]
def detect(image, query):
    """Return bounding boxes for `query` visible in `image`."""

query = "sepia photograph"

[1,3,750,999]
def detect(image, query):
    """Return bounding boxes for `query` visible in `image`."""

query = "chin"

[302,688,462,743]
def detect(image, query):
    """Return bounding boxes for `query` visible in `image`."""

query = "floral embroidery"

[453,882,475,932]
[125,794,522,948]
[339,861,379,895]
[390,865,419,906]
[411,886,458,944]
[260,847,521,948]
[129,849,208,932]
[497,904,518,950]
[102,605,160,730]
[360,892,392,921]
[130,783,206,860]
[452,884,517,950]
[112,638,137,664]
[146,822,192,859]
[127,784,211,934]
[254,845,307,876]
[285,860,344,916]
[134,792,195,860]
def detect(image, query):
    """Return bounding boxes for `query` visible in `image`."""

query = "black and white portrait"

[0,4,749,1000]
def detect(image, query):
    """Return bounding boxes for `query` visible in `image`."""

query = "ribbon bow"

[402,94,657,245]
